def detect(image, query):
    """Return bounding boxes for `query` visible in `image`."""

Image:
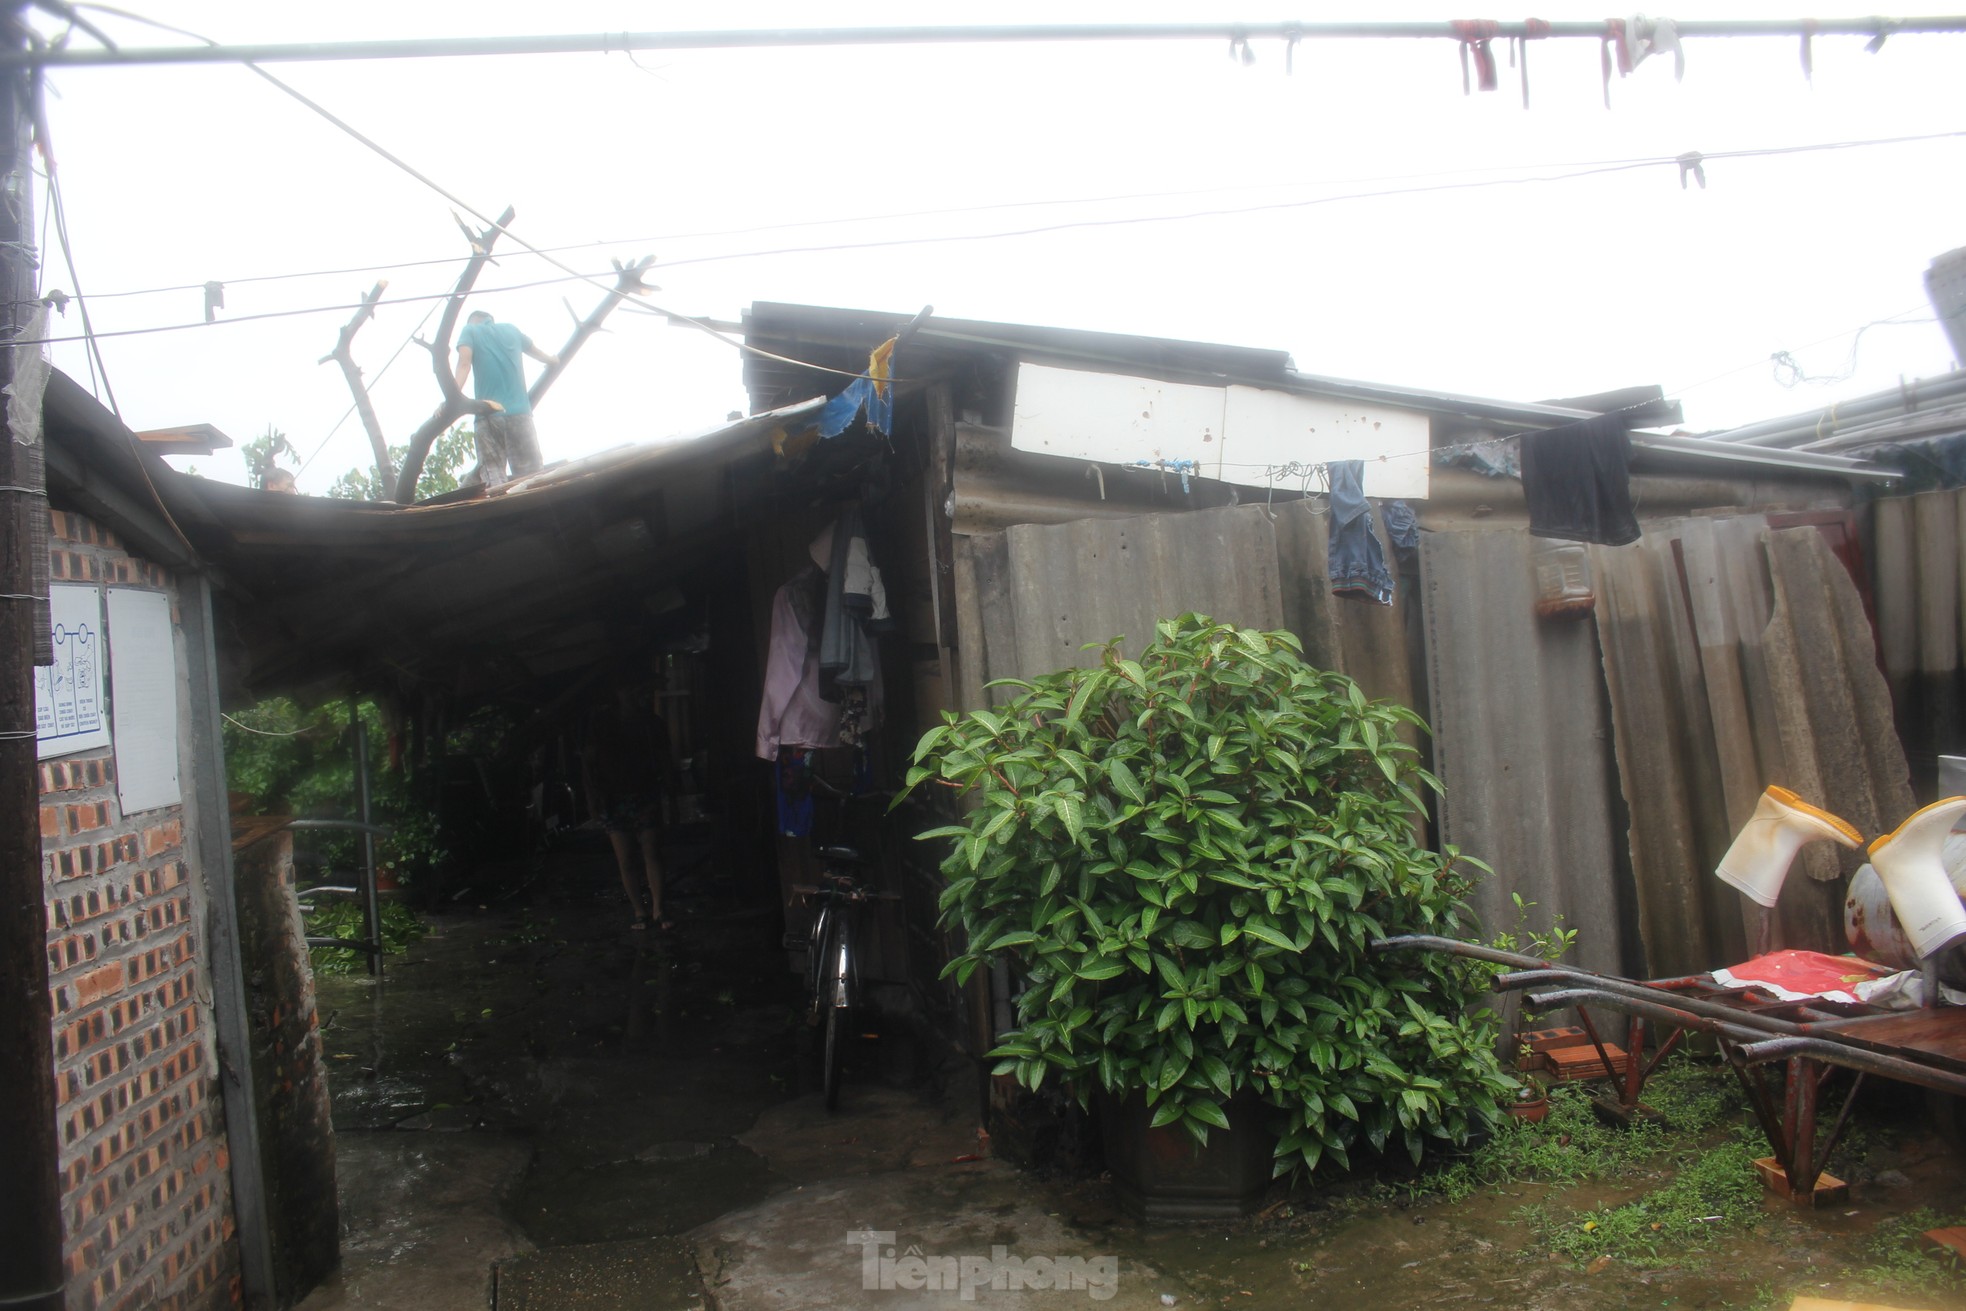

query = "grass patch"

[1415,1055,1743,1203]
[1829,1206,1966,1302]
[1407,1055,1770,1269]
[1520,1123,1764,1267]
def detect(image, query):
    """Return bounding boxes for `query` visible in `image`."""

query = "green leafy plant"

[304,898,428,976]
[327,421,475,502]
[223,696,450,883]
[902,614,1514,1178]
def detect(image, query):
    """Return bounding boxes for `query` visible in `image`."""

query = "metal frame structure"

[1375,935,1966,1202]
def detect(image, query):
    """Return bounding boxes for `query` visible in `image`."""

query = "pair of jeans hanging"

[1326,460,1395,605]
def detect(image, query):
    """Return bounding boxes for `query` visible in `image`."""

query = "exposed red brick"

[74,961,125,1006]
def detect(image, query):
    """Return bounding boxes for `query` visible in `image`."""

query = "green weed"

[306,899,427,975]
[1832,1206,1966,1301]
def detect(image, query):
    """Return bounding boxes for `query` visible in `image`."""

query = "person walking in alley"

[581,682,674,933]
[454,309,558,487]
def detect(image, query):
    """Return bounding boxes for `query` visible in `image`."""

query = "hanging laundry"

[816,336,898,439]
[1326,460,1395,606]
[1518,413,1642,547]
[1627,15,1685,80]
[813,509,888,748]
[774,747,818,838]
[1512,18,1552,108]
[755,564,840,759]
[1451,19,1500,93]
[1382,499,1421,573]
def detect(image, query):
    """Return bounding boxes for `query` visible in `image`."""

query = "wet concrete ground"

[294,844,1966,1310]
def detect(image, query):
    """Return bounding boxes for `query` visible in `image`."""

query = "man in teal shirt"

[454,310,559,487]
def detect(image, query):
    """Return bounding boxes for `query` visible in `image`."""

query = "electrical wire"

[69,4,883,383]
[39,128,1966,307]
[24,130,1966,352]
[297,296,440,476]
[1664,305,1935,400]
[13,267,623,346]
[222,712,309,736]
[45,153,116,415]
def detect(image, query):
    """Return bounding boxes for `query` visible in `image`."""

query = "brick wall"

[40,510,241,1311]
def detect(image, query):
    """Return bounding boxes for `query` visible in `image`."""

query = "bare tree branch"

[318,279,393,487]
[391,204,515,504]
[526,255,656,410]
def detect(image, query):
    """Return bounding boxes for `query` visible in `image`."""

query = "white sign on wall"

[34,584,110,760]
[1011,362,1430,499]
[106,588,181,815]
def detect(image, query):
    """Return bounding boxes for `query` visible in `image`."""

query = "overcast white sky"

[25,2,1966,492]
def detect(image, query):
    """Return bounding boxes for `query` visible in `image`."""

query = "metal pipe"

[354,715,382,979]
[8,18,1963,69]
[1708,370,1966,447]
[1712,1030,1966,1098]
[1388,936,1824,1036]
[284,818,393,838]
[1524,987,1776,1046]
[1500,966,1823,1035]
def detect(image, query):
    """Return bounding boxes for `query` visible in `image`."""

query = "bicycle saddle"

[818,845,868,865]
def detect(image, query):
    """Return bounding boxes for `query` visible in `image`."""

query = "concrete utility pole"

[0,4,66,1310]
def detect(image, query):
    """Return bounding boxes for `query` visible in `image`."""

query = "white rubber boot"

[1866,796,1966,960]
[1715,785,1863,908]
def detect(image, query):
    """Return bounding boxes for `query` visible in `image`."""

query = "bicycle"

[793,843,899,1111]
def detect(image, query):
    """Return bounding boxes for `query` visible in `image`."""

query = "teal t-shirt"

[458,320,533,415]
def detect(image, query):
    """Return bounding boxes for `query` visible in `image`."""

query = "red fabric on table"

[1715,949,1891,999]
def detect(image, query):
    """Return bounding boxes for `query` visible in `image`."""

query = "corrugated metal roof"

[152,396,827,698]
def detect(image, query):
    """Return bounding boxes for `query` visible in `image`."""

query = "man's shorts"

[473,411,543,487]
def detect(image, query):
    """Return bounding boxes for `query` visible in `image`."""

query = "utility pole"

[0,3,66,1308]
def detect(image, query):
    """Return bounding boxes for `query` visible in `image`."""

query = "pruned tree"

[319,280,393,488]
[317,204,654,504]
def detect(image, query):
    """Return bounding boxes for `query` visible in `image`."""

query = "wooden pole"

[0,8,70,1307]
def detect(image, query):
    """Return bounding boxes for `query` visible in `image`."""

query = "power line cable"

[71,4,882,383]
[45,162,116,416]
[15,267,620,346]
[297,296,440,477]
[46,128,1966,306]
[20,127,1965,350]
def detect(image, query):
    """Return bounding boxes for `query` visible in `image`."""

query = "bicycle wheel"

[804,902,833,1026]
[818,914,850,1111]
[823,990,846,1112]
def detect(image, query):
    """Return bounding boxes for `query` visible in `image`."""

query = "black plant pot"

[1096,1090,1277,1221]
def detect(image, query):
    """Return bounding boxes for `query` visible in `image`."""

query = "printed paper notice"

[107,588,181,814]
[35,585,109,760]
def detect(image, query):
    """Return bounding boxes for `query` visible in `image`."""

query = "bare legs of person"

[609,826,667,931]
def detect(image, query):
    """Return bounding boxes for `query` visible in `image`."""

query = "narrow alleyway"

[289,841,1198,1310]
[289,841,1966,1311]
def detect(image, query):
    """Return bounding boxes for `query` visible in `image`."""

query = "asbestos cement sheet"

[1420,529,1633,980]
[988,504,1285,685]
[1762,526,1917,951]
[1591,532,1742,975]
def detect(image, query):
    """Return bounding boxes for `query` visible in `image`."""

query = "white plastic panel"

[1222,387,1430,499]
[1011,363,1226,479]
[1009,362,1431,499]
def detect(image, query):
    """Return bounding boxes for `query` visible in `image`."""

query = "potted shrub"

[904,615,1513,1217]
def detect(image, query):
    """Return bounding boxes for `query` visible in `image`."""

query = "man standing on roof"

[455,309,559,488]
